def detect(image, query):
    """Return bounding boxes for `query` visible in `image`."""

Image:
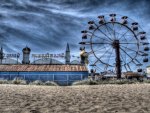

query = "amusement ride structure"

[79,14,149,79]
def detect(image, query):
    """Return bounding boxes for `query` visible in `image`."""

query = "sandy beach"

[0,84,150,113]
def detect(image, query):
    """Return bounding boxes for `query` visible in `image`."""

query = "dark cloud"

[0,0,149,56]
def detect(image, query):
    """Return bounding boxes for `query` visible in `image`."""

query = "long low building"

[0,64,88,85]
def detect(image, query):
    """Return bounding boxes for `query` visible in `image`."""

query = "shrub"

[29,80,44,85]
[12,79,27,85]
[0,80,9,84]
[144,79,150,83]
[72,79,98,85]
[44,81,58,86]
[72,79,147,85]
[97,79,141,85]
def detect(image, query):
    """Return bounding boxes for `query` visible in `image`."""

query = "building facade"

[0,64,88,85]
[0,44,88,85]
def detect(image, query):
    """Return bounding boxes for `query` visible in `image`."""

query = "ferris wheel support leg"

[114,40,122,79]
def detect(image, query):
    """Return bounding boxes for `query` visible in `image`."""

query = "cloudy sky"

[0,0,149,67]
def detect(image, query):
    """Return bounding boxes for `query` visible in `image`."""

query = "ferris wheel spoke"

[99,46,112,60]
[120,47,134,61]
[119,35,129,49]
[104,64,109,71]
[116,24,123,39]
[94,22,113,40]
[121,45,138,54]
[92,45,109,56]
[95,42,108,51]
[87,50,96,55]
[90,61,104,72]
[119,42,139,44]
[118,29,130,41]
[127,64,132,71]
[90,34,112,42]
[139,50,147,54]
[131,60,139,66]
[93,59,100,66]
[122,35,128,44]
[121,51,136,66]
[123,64,128,72]
[120,51,126,64]
[120,35,136,43]
[87,52,93,55]
[103,19,114,30]
[119,39,137,46]
[91,42,112,45]
[89,60,95,67]
[104,24,114,39]
[120,47,141,65]
[106,48,114,66]
[112,23,117,40]
[121,56,129,72]
[134,58,142,65]
[97,28,113,41]
[124,40,128,65]
[95,65,103,72]
[92,45,107,53]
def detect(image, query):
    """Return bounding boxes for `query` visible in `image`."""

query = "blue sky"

[0,0,149,71]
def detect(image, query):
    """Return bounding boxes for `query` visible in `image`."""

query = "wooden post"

[53,74,54,81]
[67,74,69,86]
[81,74,83,80]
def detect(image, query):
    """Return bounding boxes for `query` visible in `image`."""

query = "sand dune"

[0,84,150,113]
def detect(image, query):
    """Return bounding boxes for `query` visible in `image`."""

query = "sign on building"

[32,53,65,59]
[4,53,20,58]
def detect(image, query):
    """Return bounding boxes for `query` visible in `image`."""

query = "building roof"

[71,60,80,64]
[31,58,63,64]
[0,64,88,72]
[22,46,31,52]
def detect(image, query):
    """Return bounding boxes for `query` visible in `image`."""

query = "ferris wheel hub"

[112,40,120,49]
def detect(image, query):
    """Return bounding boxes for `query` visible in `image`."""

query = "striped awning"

[0,64,88,72]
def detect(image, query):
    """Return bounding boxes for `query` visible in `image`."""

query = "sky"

[0,0,150,70]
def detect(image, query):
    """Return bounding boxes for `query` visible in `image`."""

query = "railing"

[0,73,88,85]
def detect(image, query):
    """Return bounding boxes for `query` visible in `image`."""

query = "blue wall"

[0,71,88,85]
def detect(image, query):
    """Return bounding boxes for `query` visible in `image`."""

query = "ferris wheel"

[79,14,149,79]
